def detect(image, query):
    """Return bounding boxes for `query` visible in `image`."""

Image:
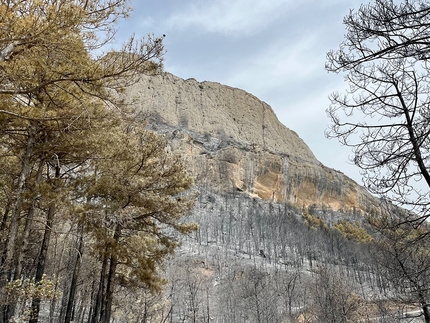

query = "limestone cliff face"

[125,72,377,212]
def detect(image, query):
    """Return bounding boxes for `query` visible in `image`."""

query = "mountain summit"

[124,72,377,213]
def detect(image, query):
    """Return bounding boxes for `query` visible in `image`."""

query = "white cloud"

[219,31,322,100]
[165,0,294,36]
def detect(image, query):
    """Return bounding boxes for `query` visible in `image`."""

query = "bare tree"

[308,265,364,323]
[370,212,430,322]
[274,268,301,319]
[326,0,430,222]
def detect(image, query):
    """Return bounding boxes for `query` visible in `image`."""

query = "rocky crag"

[124,72,378,214]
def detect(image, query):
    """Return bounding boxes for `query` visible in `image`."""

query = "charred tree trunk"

[64,231,84,323]
[91,250,109,323]
[14,161,44,282]
[99,225,121,323]
[13,205,35,282]
[0,127,36,323]
[0,202,10,259]
[422,303,430,323]
[28,203,56,323]
[29,163,59,323]
[3,128,35,281]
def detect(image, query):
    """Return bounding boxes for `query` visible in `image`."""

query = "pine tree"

[78,122,197,323]
[0,1,165,321]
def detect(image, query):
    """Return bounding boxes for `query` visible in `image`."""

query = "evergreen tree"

[0,1,167,321]
[78,122,197,323]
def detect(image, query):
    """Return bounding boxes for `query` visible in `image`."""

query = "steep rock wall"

[124,72,377,212]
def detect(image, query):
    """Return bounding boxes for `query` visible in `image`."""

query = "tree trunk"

[423,304,430,323]
[0,202,10,255]
[0,127,36,323]
[100,225,121,323]
[64,232,84,323]
[86,281,95,323]
[28,203,56,323]
[29,161,61,323]
[100,254,118,323]
[14,161,44,282]
[13,205,35,281]
[3,127,35,280]
[91,251,109,323]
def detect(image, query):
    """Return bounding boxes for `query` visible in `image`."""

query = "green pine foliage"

[334,221,373,243]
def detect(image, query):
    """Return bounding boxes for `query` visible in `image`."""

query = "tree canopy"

[326,0,430,222]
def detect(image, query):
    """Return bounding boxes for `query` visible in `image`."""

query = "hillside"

[108,72,423,323]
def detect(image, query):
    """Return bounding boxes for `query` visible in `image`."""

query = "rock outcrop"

[124,72,377,213]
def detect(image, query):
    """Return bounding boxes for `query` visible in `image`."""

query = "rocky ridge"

[124,72,378,213]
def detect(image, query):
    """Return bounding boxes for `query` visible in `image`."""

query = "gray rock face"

[125,72,378,213]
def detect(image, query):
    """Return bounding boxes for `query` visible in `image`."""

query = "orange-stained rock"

[124,72,378,213]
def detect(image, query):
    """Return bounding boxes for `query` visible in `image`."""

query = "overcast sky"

[115,0,366,185]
